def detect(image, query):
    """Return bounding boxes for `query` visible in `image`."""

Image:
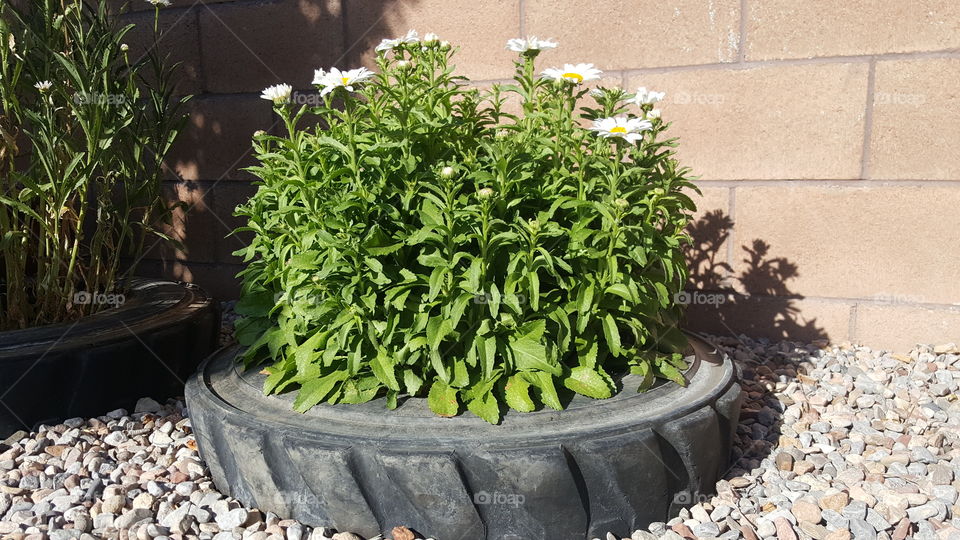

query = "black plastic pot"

[186,335,742,540]
[0,278,219,437]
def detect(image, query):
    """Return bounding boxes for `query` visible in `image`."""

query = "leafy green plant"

[0,0,187,330]
[234,32,699,423]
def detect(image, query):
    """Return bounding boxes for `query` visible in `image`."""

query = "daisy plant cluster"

[236,31,697,423]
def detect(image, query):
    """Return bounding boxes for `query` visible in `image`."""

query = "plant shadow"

[672,208,831,527]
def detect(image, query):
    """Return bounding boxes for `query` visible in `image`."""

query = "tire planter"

[187,335,742,540]
[1,278,219,437]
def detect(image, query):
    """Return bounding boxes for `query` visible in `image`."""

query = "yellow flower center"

[562,72,584,83]
[341,77,350,84]
[610,126,627,134]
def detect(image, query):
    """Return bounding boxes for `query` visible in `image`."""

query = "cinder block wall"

[125,0,960,350]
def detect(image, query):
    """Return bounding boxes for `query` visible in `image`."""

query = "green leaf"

[403,369,424,395]
[293,371,347,412]
[576,282,595,315]
[426,317,453,349]
[370,349,400,391]
[427,380,460,417]
[653,282,671,308]
[654,361,687,387]
[340,376,381,404]
[452,359,470,387]
[577,339,598,369]
[632,361,655,392]
[467,391,500,424]
[523,371,563,411]
[601,313,622,356]
[504,375,536,412]
[386,390,399,410]
[509,334,560,375]
[605,283,635,303]
[487,283,501,318]
[563,366,612,399]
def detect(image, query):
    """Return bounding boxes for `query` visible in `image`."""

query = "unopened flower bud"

[120,43,129,52]
[614,198,629,209]
[440,166,455,179]
[253,130,266,137]
[440,40,451,51]
[477,187,494,199]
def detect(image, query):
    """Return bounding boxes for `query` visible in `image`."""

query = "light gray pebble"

[216,507,250,530]
[907,504,938,522]
[114,508,153,530]
[865,508,891,531]
[842,501,868,521]
[849,518,878,539]
[693,522,720,537]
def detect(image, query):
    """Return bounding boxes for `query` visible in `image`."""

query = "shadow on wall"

[124,0,416,298]
[683,209,829,344]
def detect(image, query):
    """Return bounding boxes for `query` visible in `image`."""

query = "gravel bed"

[2,336,959,540]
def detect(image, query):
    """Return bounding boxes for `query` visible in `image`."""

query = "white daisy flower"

[506,36,558,53]
[375,29,420,52]
[260,83,292,104]
[34,80,52,93]
[541,63,602,84]
[588,116,652,144]
[633,87,665,105]
[146,0,171,6]
[314,67,375,96]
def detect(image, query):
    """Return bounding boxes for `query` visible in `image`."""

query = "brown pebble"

[824,529,851,540]
[775,452,795,472]
[819,491,850,512]
[729,477,752,488]
[44,444,69,457]
[740,519,760,540]
[169,471,189,483]
[774,517,798,540]
[391,525,416,540]
[671,522,696,539]
[63,474,80,489]
[792,499,822,524]
[891,518,911,540]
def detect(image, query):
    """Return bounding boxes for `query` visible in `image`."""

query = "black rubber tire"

[186,335,742,540]
[0,278,220,437]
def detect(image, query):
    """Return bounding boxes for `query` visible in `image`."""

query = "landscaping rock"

[1,336,958,540]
